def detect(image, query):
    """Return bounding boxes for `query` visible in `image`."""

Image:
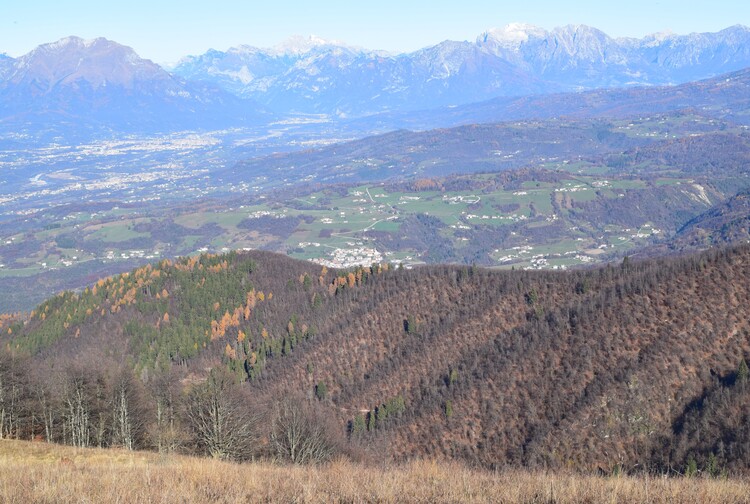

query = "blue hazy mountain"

[173,25,750,116]
[0,37,270,140]
[2,25,750,139]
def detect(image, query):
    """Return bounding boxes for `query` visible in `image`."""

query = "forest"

[1,245,750,476]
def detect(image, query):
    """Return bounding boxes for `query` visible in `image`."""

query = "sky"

[2,0,749,64]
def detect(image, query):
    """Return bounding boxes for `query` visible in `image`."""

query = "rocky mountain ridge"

[172,25,750,115]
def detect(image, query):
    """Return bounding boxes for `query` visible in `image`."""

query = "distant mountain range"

[172,24,750,116]
[1,25,750,138]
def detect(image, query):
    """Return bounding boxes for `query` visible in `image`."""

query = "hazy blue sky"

[2,0,749,63]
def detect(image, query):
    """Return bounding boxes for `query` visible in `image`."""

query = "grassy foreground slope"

[1,439,750,504]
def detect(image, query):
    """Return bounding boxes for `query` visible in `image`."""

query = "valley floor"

[1,440,749,503]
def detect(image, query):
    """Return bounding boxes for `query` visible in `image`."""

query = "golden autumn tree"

[211,320,224,340]
[319,274,326,287]
[232,308,242,327]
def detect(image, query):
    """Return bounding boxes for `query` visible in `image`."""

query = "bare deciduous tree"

[183,368,259,460]
[148,369,183,454]
[270,397,339,464]
[30,366,62,443]
[110,368,147,450]
[0,354,25,439]
[62,367,92,448]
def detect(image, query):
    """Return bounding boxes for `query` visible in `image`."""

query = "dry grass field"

[2,439,750,503]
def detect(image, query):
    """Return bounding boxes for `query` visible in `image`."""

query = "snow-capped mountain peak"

[10,36,168,90]
[648,29,677,41]
[44,35,100,52]
[479,23,548,48]
[272,35,351,56]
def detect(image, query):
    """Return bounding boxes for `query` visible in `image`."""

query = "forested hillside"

[1,246,749,474]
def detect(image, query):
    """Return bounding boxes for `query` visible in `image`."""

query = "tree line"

[0,353,345,464]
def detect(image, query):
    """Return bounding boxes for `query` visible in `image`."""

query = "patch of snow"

[479,23,548,49]
[273,35,349,56]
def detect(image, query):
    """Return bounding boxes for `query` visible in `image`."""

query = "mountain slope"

[0,53,14,79]
[3,245,750,472]
[0,37,270,139]
[671,189,750,249]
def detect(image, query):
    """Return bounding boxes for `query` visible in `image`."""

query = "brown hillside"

[2,246,750,472]
[247,247,750,472]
